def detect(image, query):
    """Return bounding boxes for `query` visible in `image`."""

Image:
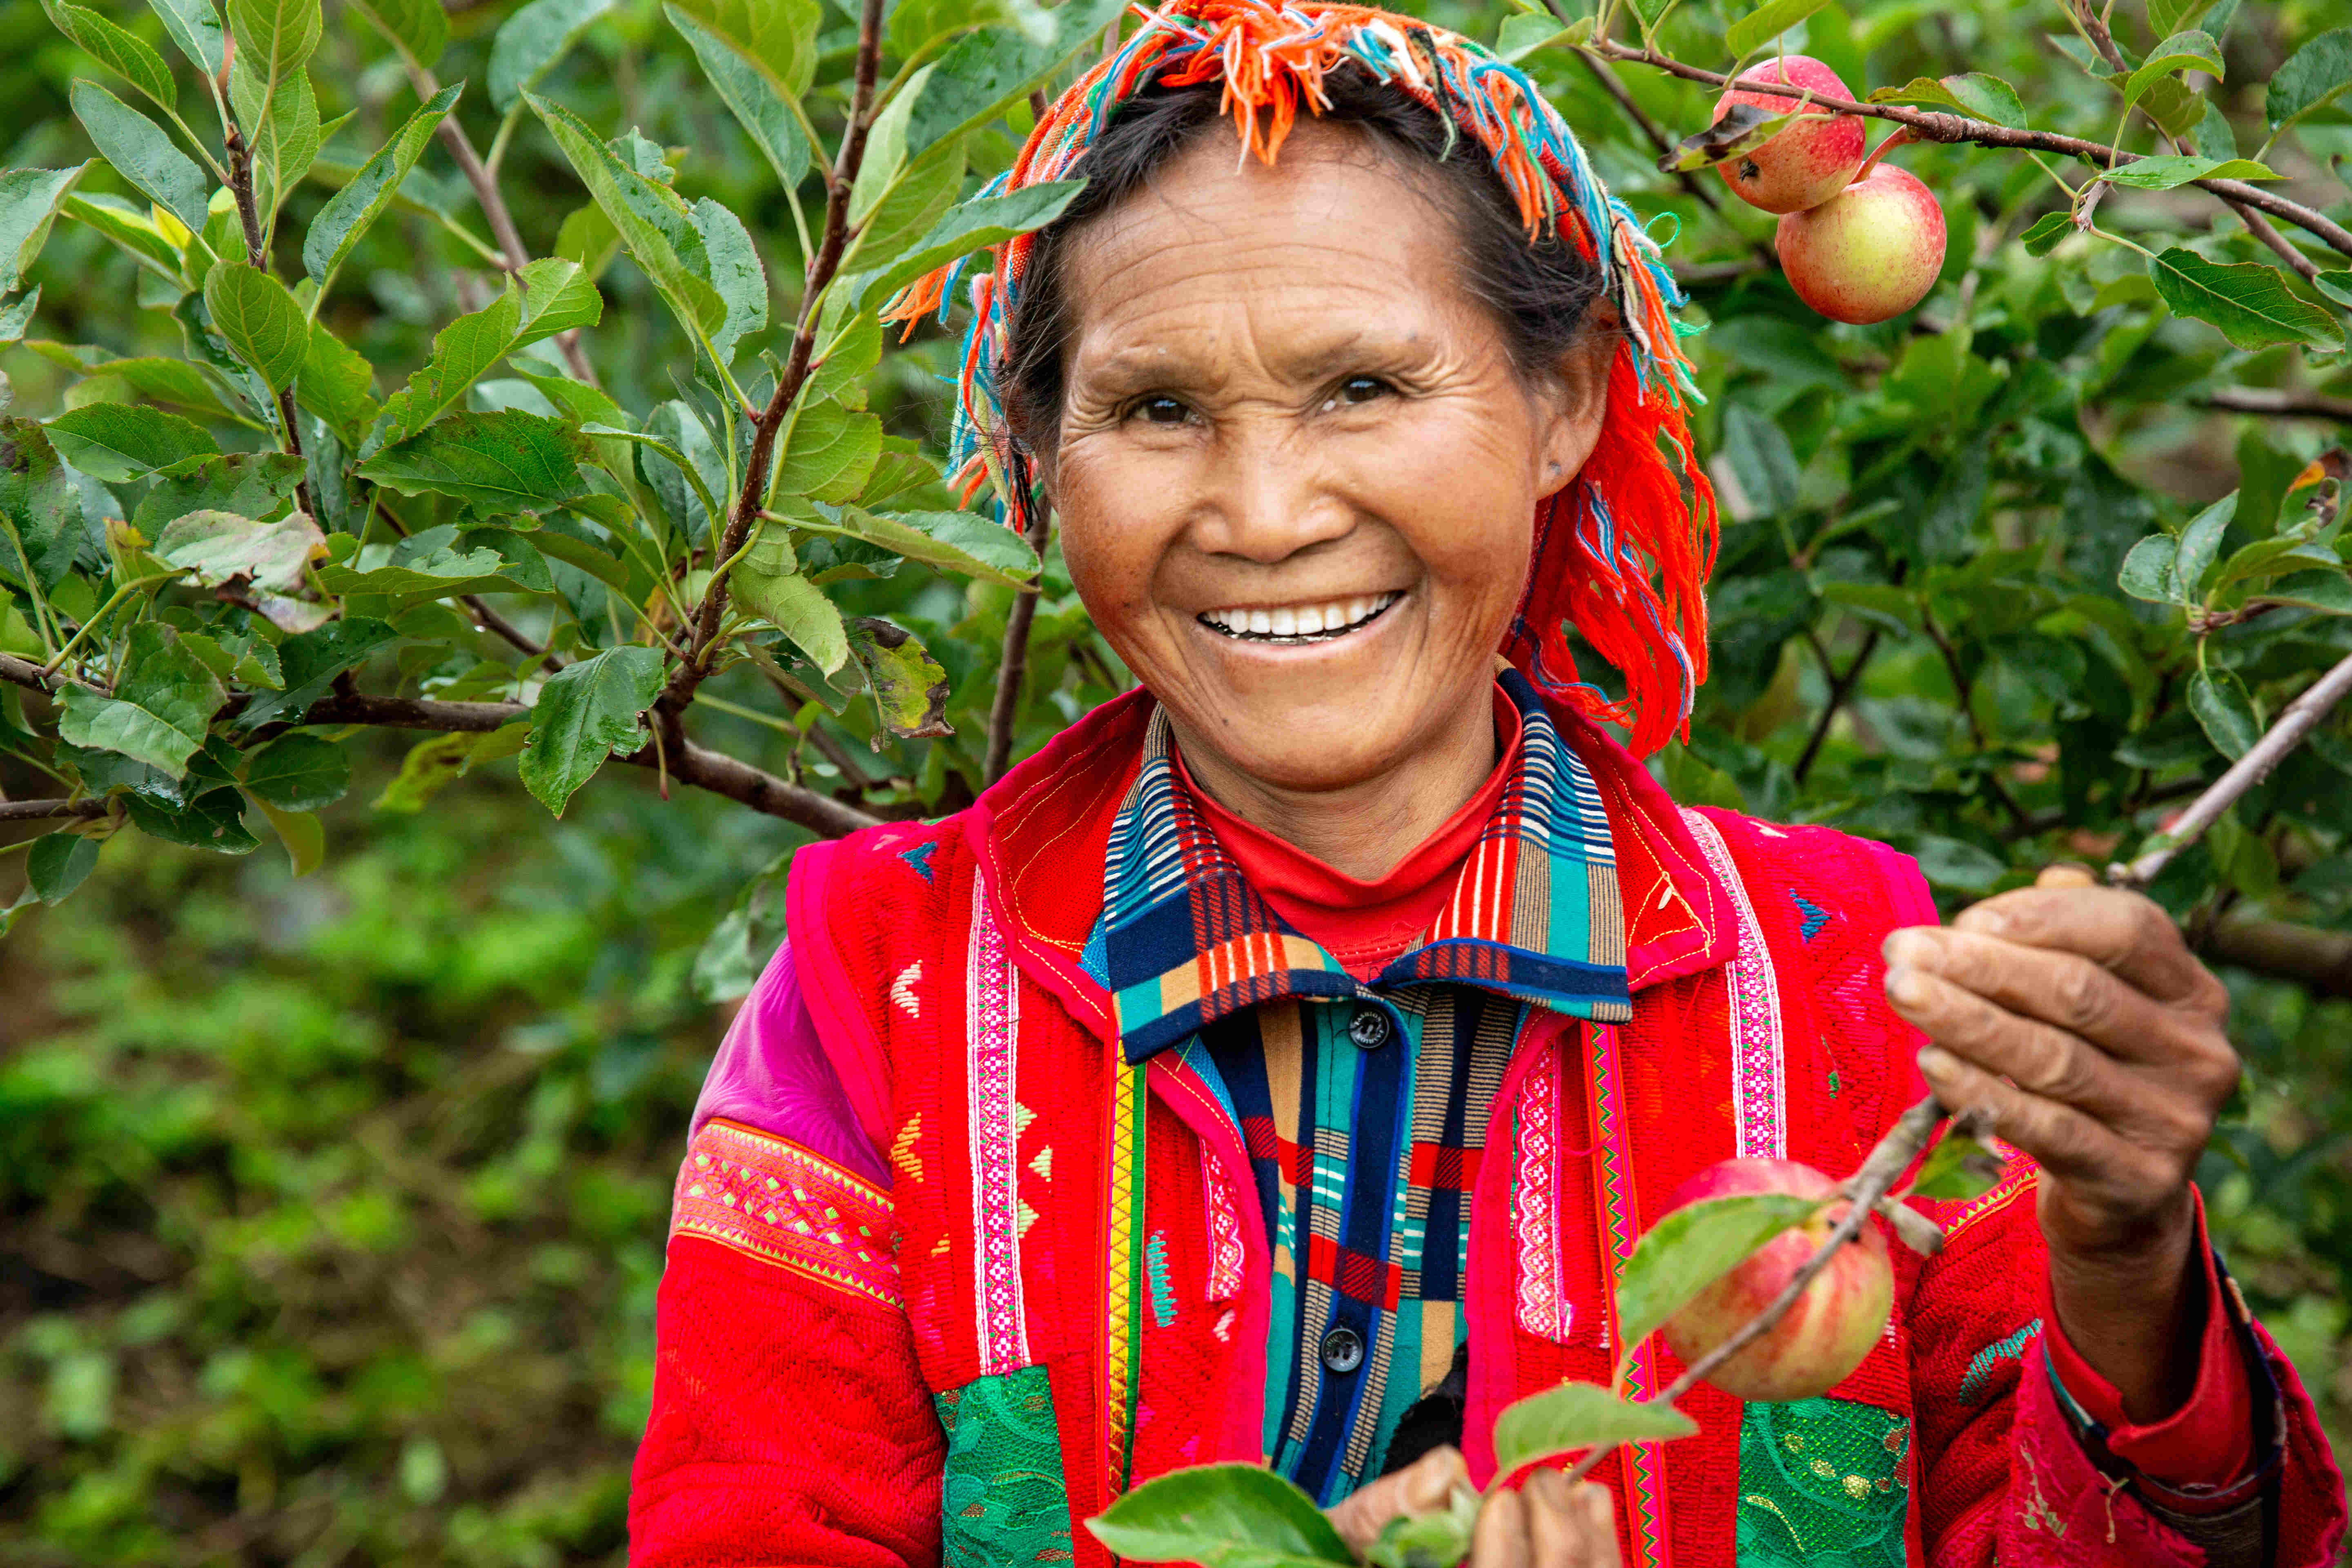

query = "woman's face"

[1043,120,1609,798]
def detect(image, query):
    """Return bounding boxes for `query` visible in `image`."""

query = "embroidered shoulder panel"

[935,1363,1076,1566]
[670,1118,901,1310]
[1736,1397,1910,1568]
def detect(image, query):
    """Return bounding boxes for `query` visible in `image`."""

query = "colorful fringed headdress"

[886,0,1717,755]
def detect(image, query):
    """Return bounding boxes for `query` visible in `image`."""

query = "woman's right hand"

[1327,1447,1622,1567]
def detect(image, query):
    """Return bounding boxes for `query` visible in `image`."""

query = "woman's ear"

[1533,312,1617,501]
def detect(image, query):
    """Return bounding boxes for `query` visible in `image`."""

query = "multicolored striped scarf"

[886,0,1718,754]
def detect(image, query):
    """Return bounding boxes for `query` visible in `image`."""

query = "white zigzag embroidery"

[890,961,921,1017]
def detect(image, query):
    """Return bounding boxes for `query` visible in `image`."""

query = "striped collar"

[1102,670,1631,1064]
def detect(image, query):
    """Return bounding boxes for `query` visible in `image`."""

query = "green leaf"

[1491,1383,1699,1477]
[0,288,37,343]
[665,7,808,189]
[844,141,965,277]
[144,0,225,74]
[2174,493,2235,600]
[689,196,765,362]
[850,66,930,229]
[774,401,881,504]
[248,794,323,875]
[829,506,1036,585]
[0,417,85,590]
[1497,12,1575,62]
[735,529,846,675]
[0,167,86,294]
[490,0,618,112]
[2123,29,2223,110]
[127,784,256,853]
[241,729,349,809]
[297,321,379,442]
[2119,533,2181,604]
[1719,405,1800,517]
[2265,25,2352,132]
[2262,570,2352,615]
[2148,247,2342,352]
[31,344,235,418]
[1942,72,2026,128]
[2189,667,2259,759]
[238,68,321,224]
[1725,0,1830,58]
[1613,1190,1832,1376]
[904,0,1130,161]
[368,258,601,448]
[373,722,528,811]
[131,451,301,534]
[2314,271,2352,312]
[2191,98,2238,159]
[59,190,180,276]
[236,616,400,728]
[2150,0,2211,35]
[846,615,950,739]
[2098,154,2276,189]
[70,79,209,235]
[314,525,550,598]
[202,261,308,391]
[225,0,321,103]
[858,179,1086,311]
[302,82,462,287]
[526,92,725,339]
[2020,211,2073,257]
[346,0,446,69]
[56,622,225,777]
[27,830,100,902]
[356,409,590,511]
[45,2,176,111]
[1085,1463,1354,1567]
[1904,1132,2007,1200]
[516,643,663,815]
[155,507,323,591]
[665,0,820,103]
[45,401,214,481]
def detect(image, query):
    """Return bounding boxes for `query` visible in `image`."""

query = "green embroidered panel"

[1736,1397,1911,1568]
[934,1363,1077,1566]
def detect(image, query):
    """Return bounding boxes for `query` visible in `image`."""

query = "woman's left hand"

[1879,880,2241,1420]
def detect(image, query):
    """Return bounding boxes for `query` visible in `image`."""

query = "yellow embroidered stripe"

[670,1118,902,1310]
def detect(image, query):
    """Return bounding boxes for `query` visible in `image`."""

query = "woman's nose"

[1189,417,1354,564]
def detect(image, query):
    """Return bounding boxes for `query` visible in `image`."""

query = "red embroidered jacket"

[630,690,2347,1567]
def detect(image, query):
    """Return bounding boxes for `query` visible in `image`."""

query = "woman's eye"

[1329,376,1390,409]
[1134,396,1189,426]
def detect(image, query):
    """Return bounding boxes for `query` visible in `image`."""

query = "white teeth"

[1198,591,1400,643]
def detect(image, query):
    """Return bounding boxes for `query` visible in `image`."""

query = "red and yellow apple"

[1711,56,1868,214]
[1774,161,1948,325]
[1659,1157,1894,1403]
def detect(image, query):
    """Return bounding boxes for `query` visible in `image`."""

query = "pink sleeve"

[693,938,888,1187]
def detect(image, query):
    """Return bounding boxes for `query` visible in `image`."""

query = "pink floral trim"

[966,888,1030,1375]
[670,1118,901,1309]
[1511,1043,1572,1343]
[1681,811,1786,1161]
[1201,1152,1247,1302]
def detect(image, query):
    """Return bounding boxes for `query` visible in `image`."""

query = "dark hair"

[996,64,1606,452]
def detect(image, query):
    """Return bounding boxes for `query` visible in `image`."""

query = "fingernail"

[1882,929,1929,966]
[1917,1045,1958,1083]
[1884,966,1925,1005]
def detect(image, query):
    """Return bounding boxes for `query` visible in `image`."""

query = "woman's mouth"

[1196,591,1400,644]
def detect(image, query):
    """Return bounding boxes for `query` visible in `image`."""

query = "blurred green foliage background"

[2,0,2350,1558]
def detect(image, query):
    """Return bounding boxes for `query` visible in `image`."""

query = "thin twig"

[983,510,1054,783]
[0,798,110,823]
[1795,625,1882,784]
[1922,608,2029,827]
[2195,388,2352,423]
[1589,40,2352,260]
[2114,648,2352,887]
[222,125,319,522]
[1561,1095,1966,1484]
[655,0,888,732]
[1568,47,1779,272]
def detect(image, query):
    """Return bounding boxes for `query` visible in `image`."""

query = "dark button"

[1347,1006,1392,1050]
[1319,1325,1365,1375]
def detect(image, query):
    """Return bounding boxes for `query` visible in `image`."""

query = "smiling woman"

[626,4,2345,1567]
